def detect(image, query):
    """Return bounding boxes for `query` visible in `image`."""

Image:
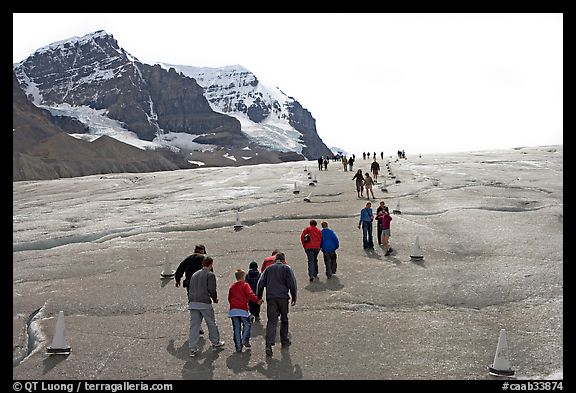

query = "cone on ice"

[392,201,401,214]
[410,236,424,260]
[293,182,300,194]
[303,192,312,203]
[380,179,388,192]
[233,210,244,231]
[160,252,175,278]
[487,329,515,376]
[395,175,401,184]
[47,311,71,355]
[313,175,318,183]
[304,166,308,172]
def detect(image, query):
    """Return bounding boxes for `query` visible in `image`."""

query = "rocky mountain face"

[161,64,333,159]
[13,30,245,146]
[12,73,187,181]
[12,30,331,180]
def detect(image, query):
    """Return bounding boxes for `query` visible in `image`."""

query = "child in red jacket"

[228,269,263,352]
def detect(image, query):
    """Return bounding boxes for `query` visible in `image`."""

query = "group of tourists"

[173,152,400,360]
[173,220,341,359]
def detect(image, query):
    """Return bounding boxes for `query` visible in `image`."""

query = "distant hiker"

[373,152,376,159]
[317,157,323,171]
[256,252,297,357]
[323,158,328,170]
[363,152,366,160]
[376,201,387,245]
[381,151,384,160]
[342,156,348,172]
[228,268,263,353]
[364,172,375,200]
[370,159,380,183]
[301,219,322,282]
[187,256,225,357]
[348,156,355,171]
[352,169,365,198]
[261,249,280,272]
[377,206,393,255]
[246,261,262,321]
[358,201,375,250]
[320,221,340,279]
[175,244,208,335]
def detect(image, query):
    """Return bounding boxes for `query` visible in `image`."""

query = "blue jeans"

[362,221,374,249]
[322,251,337,277]
[305,248,320,278]
[231,316,251,351]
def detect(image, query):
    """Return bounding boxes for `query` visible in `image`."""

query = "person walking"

[342,156,348,172]
[261,249,280,272]
[348,156,355,171]
[378,206,394,255]
[187,257,225,357]
[370,159,380,183]
[175,244,208,335]
[300,219,322,282]
[317,157,323,171]
[320,221,339,279]
[352,169,365,198]
[376,201,387,245]
[364,172,376,200]
[256,252,297,357]
[246,261,262,321]
[228,268,263,352]
[358,202,375,250]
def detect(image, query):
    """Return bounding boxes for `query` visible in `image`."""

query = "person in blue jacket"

[320,221,340,279]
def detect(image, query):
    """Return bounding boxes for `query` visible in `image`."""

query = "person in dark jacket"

[256,252,297,357]
[300,219,322,282]
[320,221,340,279]
[245,261,262,321]
[175,244,207,334]
[175,244,206,293]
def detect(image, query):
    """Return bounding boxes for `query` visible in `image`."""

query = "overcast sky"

[12,13,563,155]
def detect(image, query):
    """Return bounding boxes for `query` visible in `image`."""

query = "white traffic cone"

[410,236,424,260]
[313,175,318,183]
[293,182,300,194]
[47,311,71,355]
[233,210,244,231]
[392,201,401,214]
[380,179,388,192]
[303,192,312,203]
[395,175,401,184]
[487,329,515,376]
[160,252,175,278]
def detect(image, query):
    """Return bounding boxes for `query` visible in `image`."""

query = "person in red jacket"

[301,219,323,282]
[228,269,263,352]
[261,249,280,272]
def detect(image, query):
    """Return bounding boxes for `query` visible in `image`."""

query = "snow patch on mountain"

[42,103,217,152]
[157,63,304,154]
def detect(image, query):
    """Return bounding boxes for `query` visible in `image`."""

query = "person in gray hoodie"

[187,256,225,357]
[256,252,297,357]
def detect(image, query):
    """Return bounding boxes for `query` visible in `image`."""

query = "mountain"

[157,64,333,160]
[13,30,244,145]
[12,72,186,181]
[12,30,331,181]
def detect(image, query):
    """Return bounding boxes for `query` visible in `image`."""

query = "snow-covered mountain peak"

[157,62,302,153]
